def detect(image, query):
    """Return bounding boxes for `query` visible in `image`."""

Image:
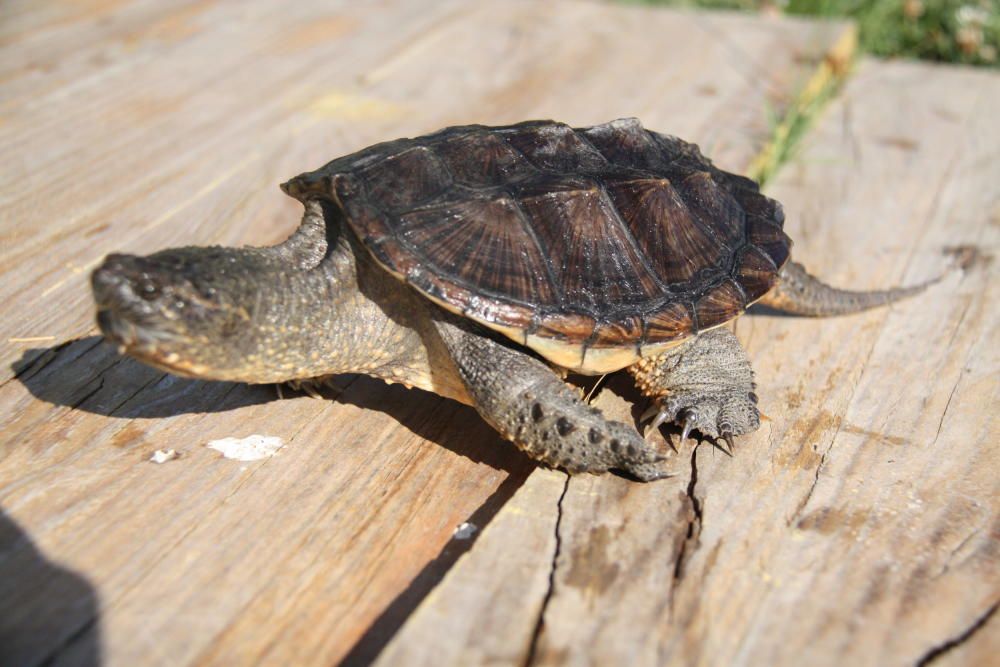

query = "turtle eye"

[137,278,160,301]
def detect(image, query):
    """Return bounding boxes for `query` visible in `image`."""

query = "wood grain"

[0,2,852,665]
[377,59,1000,666]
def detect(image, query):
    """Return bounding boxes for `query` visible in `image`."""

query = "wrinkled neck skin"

[240,201,470,403]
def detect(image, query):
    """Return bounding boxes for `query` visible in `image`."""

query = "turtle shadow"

[11,337,532,475]
[0,509,102,666]
[11,337,275,419]
[319,374,539,475]
[745,303,800,318]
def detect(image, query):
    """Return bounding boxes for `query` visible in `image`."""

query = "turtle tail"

[757,261,937,317]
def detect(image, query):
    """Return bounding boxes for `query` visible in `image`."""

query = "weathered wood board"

[0,1,852,666]
[377,59,1000,666]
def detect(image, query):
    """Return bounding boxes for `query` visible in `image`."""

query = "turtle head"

[92,247,266,380]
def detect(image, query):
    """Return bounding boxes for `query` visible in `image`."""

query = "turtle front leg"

[629,327,760,451]
[436,319,672,481]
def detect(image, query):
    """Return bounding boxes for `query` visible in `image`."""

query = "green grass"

[628,0,999,66]
[625,0,997,185]
[749,72,844,185]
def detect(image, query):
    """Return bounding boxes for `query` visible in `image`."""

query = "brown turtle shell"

[282,118,791,373]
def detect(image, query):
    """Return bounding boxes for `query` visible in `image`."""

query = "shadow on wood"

[11,336,536,475]
[12,337,273,418]
[0,509,102,666]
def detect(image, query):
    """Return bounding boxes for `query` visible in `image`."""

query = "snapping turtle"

[92,118,927,481]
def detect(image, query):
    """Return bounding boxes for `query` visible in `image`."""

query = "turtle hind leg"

[630,327,760,450]
[759,261,935,317]
[435,319,673,482]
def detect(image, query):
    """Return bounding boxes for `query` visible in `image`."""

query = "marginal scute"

[644,300,694,342]
[462,297,535,334]
[534,311,596,342]
[405,266,471,310]
[731,186,782,221]
[735,245,780,302]
[285,118,790,372]
[748,216,793,269]
[591,315,643,346]
[695,279,746,330]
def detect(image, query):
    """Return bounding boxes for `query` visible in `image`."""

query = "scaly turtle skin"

[92,119,928,481]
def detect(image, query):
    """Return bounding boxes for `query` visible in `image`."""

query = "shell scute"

[735,245,780,302]
[580,118,665,171]
[517,179,661,310]
[355,145,451,212]
[603,177,726,284]
[434,131,536,186]
[534,311,596,342]
[397,196,557,305]
[500,123,607,172]
[591,315,644,347]
[673,171,746,250]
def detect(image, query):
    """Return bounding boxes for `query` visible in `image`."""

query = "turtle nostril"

[91,265,124,302]
[92,254,145,306]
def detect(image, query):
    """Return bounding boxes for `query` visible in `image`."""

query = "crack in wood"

[790,442,831,525]
[934,525,984,579]
[68,376,106,412]
[915,601,998,666]
[106,373,166,417]
[523,472,569,667]
[672,444,703,585]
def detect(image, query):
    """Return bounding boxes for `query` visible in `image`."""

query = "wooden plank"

[0,1,852,665]
[377,59,1000,666]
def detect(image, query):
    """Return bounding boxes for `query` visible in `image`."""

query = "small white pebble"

[207,435,285,461]
[149,449,179,464]
[453,522,478,540]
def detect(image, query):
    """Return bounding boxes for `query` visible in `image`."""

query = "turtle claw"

[642,404,700,444]
[640,397,756,455]
[642,405,672,440]
[301,383,323,399]
[680,416,694,443]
